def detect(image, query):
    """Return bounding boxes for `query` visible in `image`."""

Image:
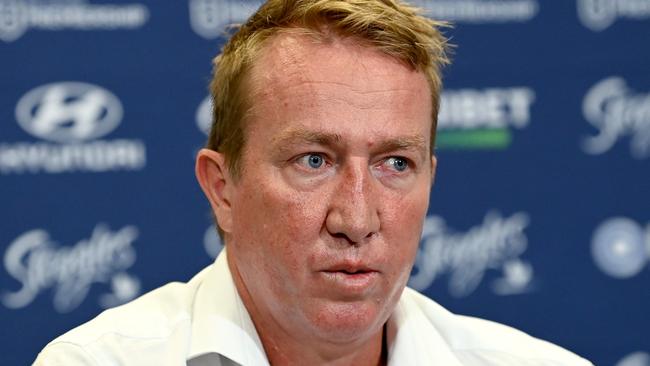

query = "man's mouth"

[323,264,375,275]
[319,263,380,295]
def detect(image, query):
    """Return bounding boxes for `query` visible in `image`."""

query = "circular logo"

[15,82,123,143]
[189,0,263,39]
[196,96,212,136]
[617,352,650,366]
[591,217,647,279]
[577,0,618,32]
[203,224,223,259]
[0,0,28,42]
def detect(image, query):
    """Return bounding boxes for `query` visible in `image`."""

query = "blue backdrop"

[1,1,649,365]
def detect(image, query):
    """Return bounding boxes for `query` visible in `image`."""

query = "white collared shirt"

[34,250,592,365]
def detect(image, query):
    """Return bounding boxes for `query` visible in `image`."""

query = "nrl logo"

[189,0,263,39]
[578,0,650,31]
[0,0,28,42]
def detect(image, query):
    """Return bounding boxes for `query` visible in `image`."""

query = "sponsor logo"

[204,224,223,259]
[196,95,212,136]
[1,224,141,313]
[578,0,650,31]
[411,0,539,23]
[1,81,146,174]
[188,0,538,40]
[196,87,536,151]
[616,352,650,366]
[16,82,123,143]
[591,217,649,279]
[582,77,650,159]
[0,0,149,43]
[437,87,536,149]
[409,211,534,297]
[189,0,262,39]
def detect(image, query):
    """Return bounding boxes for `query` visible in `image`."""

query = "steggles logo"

[582,77,650,159]
[1,224,141,313]
[409,211,534,297]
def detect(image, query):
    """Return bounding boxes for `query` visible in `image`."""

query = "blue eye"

[300,154,324,169]
[386,157,408,172]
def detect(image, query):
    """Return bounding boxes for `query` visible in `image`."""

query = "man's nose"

[325,161,380,245]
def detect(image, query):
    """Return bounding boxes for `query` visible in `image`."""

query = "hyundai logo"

[15,82,123,144]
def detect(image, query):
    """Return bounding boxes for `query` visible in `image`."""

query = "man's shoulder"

[399,288,593,366]
[34,272,207,365]
[58,280,196,344]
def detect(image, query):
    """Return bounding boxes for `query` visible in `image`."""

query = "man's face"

[224,33,435,344]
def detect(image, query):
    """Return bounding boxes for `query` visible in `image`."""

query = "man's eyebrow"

[377,135,427,151]
[374,135,429,159]
[273,129,343,150]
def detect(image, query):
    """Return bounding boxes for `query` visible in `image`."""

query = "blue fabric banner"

[1,1,648,365]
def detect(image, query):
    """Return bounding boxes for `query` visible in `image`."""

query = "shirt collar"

[187,250,461,366]
[386,288,464,366]
[188,248,269,365]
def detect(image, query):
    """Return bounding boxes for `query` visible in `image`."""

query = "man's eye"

[298,154,325,169]
[385,157,409,172]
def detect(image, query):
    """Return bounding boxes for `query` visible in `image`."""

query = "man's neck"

[258,321,387,366]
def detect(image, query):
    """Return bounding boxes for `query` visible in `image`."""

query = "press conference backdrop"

[1,0,648,364]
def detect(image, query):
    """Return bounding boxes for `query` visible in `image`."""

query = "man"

[35,0,592,365]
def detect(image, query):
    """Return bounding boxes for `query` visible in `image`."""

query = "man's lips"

[318,262,380,296]
[322,263,377,274]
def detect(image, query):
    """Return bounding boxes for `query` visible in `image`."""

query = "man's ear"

[195,149,234,233]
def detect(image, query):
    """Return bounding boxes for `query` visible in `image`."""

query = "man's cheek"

[401,191,430,225]
[385,200,424,228]
[266,189,328,228]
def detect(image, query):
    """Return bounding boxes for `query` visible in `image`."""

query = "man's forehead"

[241,29,434,154]
[248,30,425,94]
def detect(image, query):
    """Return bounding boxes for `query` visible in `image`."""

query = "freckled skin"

[200,33,436,365]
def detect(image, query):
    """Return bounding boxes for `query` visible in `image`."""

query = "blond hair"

[207,0,450,178]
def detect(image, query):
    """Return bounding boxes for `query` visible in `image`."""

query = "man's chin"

[303,300,387,344]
